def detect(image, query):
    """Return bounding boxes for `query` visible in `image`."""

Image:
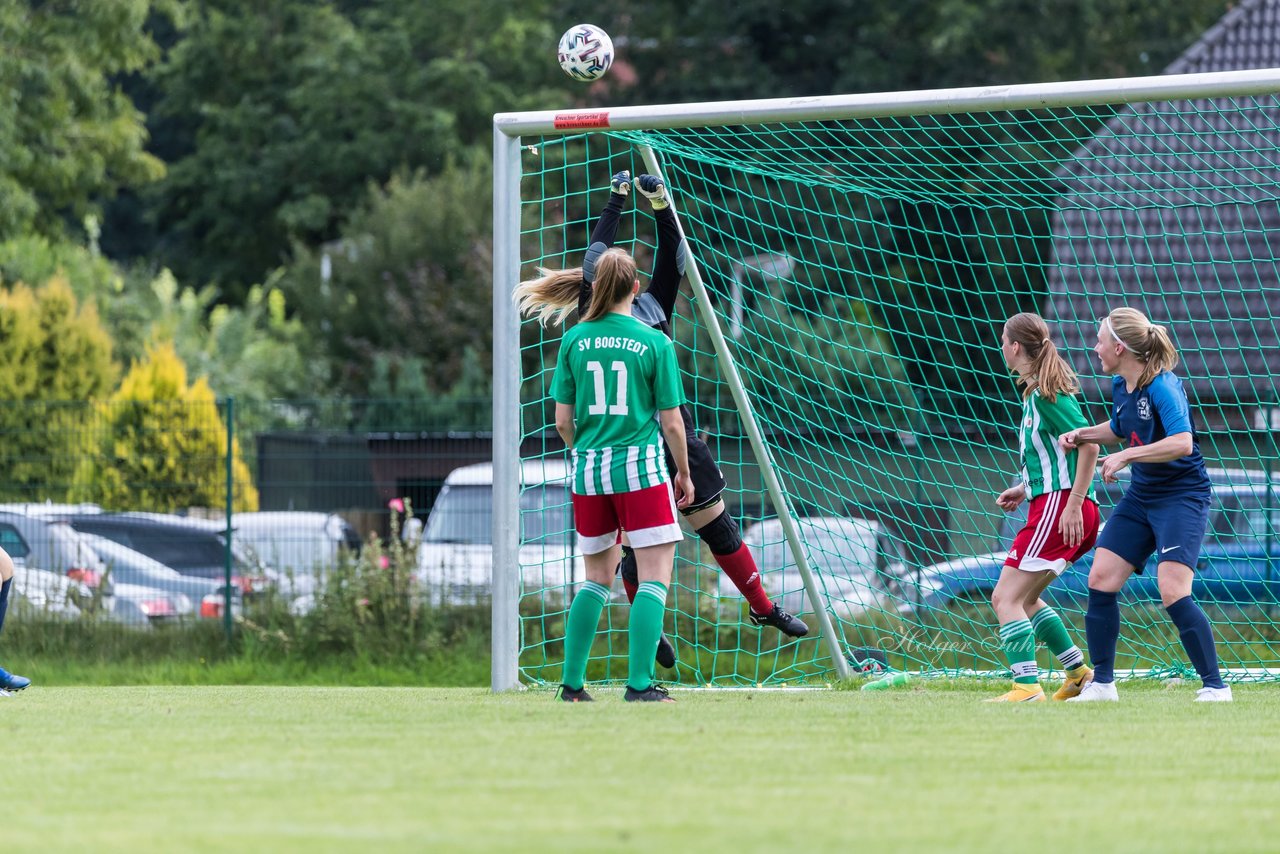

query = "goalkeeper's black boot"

[557,684,594,702]
[749,604,810,638]
[655,633,676,669]
[623,683,675,703]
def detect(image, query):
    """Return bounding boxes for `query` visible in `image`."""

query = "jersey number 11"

[586,360,629,416]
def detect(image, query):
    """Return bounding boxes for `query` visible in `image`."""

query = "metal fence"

[0,398,495,636]
[4,397,1275,662]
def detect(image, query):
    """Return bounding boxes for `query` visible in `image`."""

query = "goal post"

[491,125,523,692]
[492,67,1280,692]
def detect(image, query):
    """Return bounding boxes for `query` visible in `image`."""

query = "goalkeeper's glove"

[636,174,669,209]
[610,170,632,196]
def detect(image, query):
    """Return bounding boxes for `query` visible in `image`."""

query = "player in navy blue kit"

[515,171,809,669]
[1059,307,1230,702]
[0,546,30,696]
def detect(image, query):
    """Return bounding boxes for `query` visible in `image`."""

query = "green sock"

[562,581,610,691]
[999,619,1038,685]
[627,581,668,691]
[1030,606,1085,671]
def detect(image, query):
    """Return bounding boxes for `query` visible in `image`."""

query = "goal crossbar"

[495,67,1280,136]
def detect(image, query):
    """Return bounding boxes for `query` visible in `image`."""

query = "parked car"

[723,515,906,617]
[0,502,104,516]
[11,558,91,617]
[417,460,581,604]
[108,582,191,624]
[85,534,241,621]
[0,510,113,596]
[223,511,362,614]
[231,511,360,582]
[901,468,1280,613]
[56,513,271,596]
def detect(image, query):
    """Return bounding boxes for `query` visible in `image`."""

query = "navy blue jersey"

[1109,371,1210,495]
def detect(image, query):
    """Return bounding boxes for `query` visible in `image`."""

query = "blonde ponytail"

[1106,307,1179,387]
[512,267,584,327]
[581,248,637,322]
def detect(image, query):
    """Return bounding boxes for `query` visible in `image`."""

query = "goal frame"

[490,66,1280,692]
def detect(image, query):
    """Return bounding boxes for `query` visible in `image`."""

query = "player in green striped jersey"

[549,247,693,702]
[987,313,1101,703]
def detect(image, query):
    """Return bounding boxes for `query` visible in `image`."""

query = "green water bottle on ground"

[861,672,911,691]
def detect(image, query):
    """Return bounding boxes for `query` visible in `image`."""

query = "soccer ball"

[558,24,614,82]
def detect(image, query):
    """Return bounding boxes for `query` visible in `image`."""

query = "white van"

[231,511,361,577]
[417,460,582,605]
[230,511,363,612]
[721,515,905,617]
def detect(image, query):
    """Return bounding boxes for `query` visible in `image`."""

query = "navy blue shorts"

[1095,488,1210,573]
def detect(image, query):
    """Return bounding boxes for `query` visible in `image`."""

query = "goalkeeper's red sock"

[712,544,774,615]
[621,574,638,603]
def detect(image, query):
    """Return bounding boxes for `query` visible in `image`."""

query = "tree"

[357,348,490,431]
[554,0,1230,102]
[0,0,166,242]
[281,158,493,397]
[72,342,258,512]
[142,270,330,404]
[0,277,117,500]
[549,0,1231,428]
[138,0,570,294]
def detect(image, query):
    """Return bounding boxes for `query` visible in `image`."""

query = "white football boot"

[1066,679,1119,702]
[1194,685,1233,702]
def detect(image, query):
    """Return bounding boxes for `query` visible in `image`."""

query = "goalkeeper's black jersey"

[577,192,691,427]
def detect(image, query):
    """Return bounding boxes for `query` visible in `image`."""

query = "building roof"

[1045,0,1280,404]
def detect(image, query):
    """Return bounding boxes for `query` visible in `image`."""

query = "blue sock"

[1165,596,1225,689]
[1085,588,1119,684]
[0,578,11,635]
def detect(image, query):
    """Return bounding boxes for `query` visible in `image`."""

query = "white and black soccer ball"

[558,24,614,83]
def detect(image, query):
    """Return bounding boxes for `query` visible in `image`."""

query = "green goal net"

[498,72,1280,687]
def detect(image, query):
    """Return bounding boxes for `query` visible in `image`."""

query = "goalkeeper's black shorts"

[662,431,726,515]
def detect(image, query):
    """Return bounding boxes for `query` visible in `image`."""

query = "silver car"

[11,557,91,617]
[0,511,112,597]
[87,534,241,621]
[721,516,906,618]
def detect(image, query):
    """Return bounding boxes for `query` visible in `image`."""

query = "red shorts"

[572,483,681,555]
[1004,490,1100,576]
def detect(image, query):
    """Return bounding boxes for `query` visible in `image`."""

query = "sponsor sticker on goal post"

[553,111,611,130]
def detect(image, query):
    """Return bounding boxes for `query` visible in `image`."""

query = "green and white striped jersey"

[550,312,685,495]
[1018,389,1093,499]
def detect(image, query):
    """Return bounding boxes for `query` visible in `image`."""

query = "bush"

[71,341,259,511]
[241,508,489,667]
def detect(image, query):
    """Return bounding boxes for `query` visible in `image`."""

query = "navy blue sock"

[1166,595,1225,689]
[0,578,11,635]
[1085,588,1120,684]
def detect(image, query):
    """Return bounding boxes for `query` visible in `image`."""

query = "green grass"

[7,653,488,687]
[0,612,492,687]
[4,682,1279,852]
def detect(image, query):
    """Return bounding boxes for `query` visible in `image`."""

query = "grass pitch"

[3,681,1278,852]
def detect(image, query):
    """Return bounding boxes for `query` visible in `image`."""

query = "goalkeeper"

[515,171,809,669]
